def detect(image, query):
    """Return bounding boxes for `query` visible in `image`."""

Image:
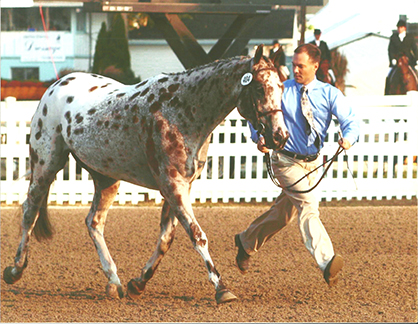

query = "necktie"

[300,86,321,149]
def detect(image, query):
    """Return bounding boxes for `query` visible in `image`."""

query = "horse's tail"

[32,190,54,242]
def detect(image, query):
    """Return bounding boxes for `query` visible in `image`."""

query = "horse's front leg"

[174,190,237,304]
[155,183,238,304]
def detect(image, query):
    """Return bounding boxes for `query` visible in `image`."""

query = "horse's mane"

[163,55,250,77]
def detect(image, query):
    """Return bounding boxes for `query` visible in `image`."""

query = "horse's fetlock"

[106,283,124,299]
[141,267,154,281]
[15,256,29,271]
[127,279,146,299]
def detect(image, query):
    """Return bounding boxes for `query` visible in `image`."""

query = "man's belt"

[280,149,319,162]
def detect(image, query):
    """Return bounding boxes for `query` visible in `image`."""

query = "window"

[1,7,72,31]
[11,67,39,81]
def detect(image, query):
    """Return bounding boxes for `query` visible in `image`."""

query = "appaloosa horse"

[3,45,289,304]
[386,55,418,95]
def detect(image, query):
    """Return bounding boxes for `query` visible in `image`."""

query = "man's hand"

[257,136,270,153]
[338,137,352,150]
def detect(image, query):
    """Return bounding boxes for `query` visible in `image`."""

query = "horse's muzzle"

[266,128,289,150]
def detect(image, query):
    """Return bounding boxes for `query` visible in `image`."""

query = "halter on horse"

[386,55,418,95]
[3,45,289,304]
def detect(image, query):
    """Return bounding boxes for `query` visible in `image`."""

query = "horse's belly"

[69,131,158,189]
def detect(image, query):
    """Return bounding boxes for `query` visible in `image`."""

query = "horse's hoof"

[215,289,238,304]
[3,266,22,284]
[127,279,146,299]
[106,283,124,299]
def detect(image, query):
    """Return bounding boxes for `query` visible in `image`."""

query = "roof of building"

[306,0,418,47]
[128,9,296,41]
[328,32,389,50]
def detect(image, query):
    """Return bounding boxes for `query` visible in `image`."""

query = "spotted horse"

[3,45,289,304]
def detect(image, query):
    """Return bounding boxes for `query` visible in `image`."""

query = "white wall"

[337,36,389,96]
[129,42,197,80]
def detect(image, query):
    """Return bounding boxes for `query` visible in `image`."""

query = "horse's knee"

[85,205,107,232]
[189,223,208,248]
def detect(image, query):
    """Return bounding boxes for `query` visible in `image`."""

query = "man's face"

[292,52,319,85]
[314,33,321,40]
[397,26,406,34]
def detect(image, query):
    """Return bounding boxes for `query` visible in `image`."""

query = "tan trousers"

[239,151,335,272]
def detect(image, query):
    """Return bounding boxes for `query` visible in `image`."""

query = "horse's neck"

[398,65,418,91]
[175,58,250,136]
[405,67,418,90]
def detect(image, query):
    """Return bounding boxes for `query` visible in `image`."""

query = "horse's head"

[237,44,289,150]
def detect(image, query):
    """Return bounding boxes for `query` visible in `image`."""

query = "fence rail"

[1,93,417,205]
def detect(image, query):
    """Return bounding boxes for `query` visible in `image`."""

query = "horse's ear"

[271,49,281,70]
[254,44,264,64]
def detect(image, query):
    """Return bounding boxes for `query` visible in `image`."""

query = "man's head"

[292,44,321,85]
[272,39,280,49]
[314,29,321,41]
[397,19,407,33]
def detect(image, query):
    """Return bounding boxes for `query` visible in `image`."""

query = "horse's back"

[40,72,124,109]
[30,72,159,188]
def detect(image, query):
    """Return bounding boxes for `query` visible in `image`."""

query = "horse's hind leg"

[127,201,178,299]
[3,144,69,284]
[84,172,123,298]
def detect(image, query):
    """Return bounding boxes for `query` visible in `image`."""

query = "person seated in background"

[388,19,418,71]
[310,29,331,63]
[385,19,418,94]
[310,29,335,85]
[269,40,290,81]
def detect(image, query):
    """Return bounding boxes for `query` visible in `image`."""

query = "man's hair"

[294,43,322,64]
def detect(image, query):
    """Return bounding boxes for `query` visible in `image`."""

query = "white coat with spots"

[3,45,289,304]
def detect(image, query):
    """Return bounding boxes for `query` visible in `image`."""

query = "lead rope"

[265,145,344,194]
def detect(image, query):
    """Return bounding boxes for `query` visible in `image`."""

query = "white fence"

[1,93,417,205]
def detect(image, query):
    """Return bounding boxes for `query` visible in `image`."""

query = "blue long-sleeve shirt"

[249,78,360,155]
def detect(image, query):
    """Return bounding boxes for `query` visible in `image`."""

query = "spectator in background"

[310,29,335,85]
[310,29,331,63]
[269,40,290,81]
[385,19,418,94]
[388,19,418,71]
